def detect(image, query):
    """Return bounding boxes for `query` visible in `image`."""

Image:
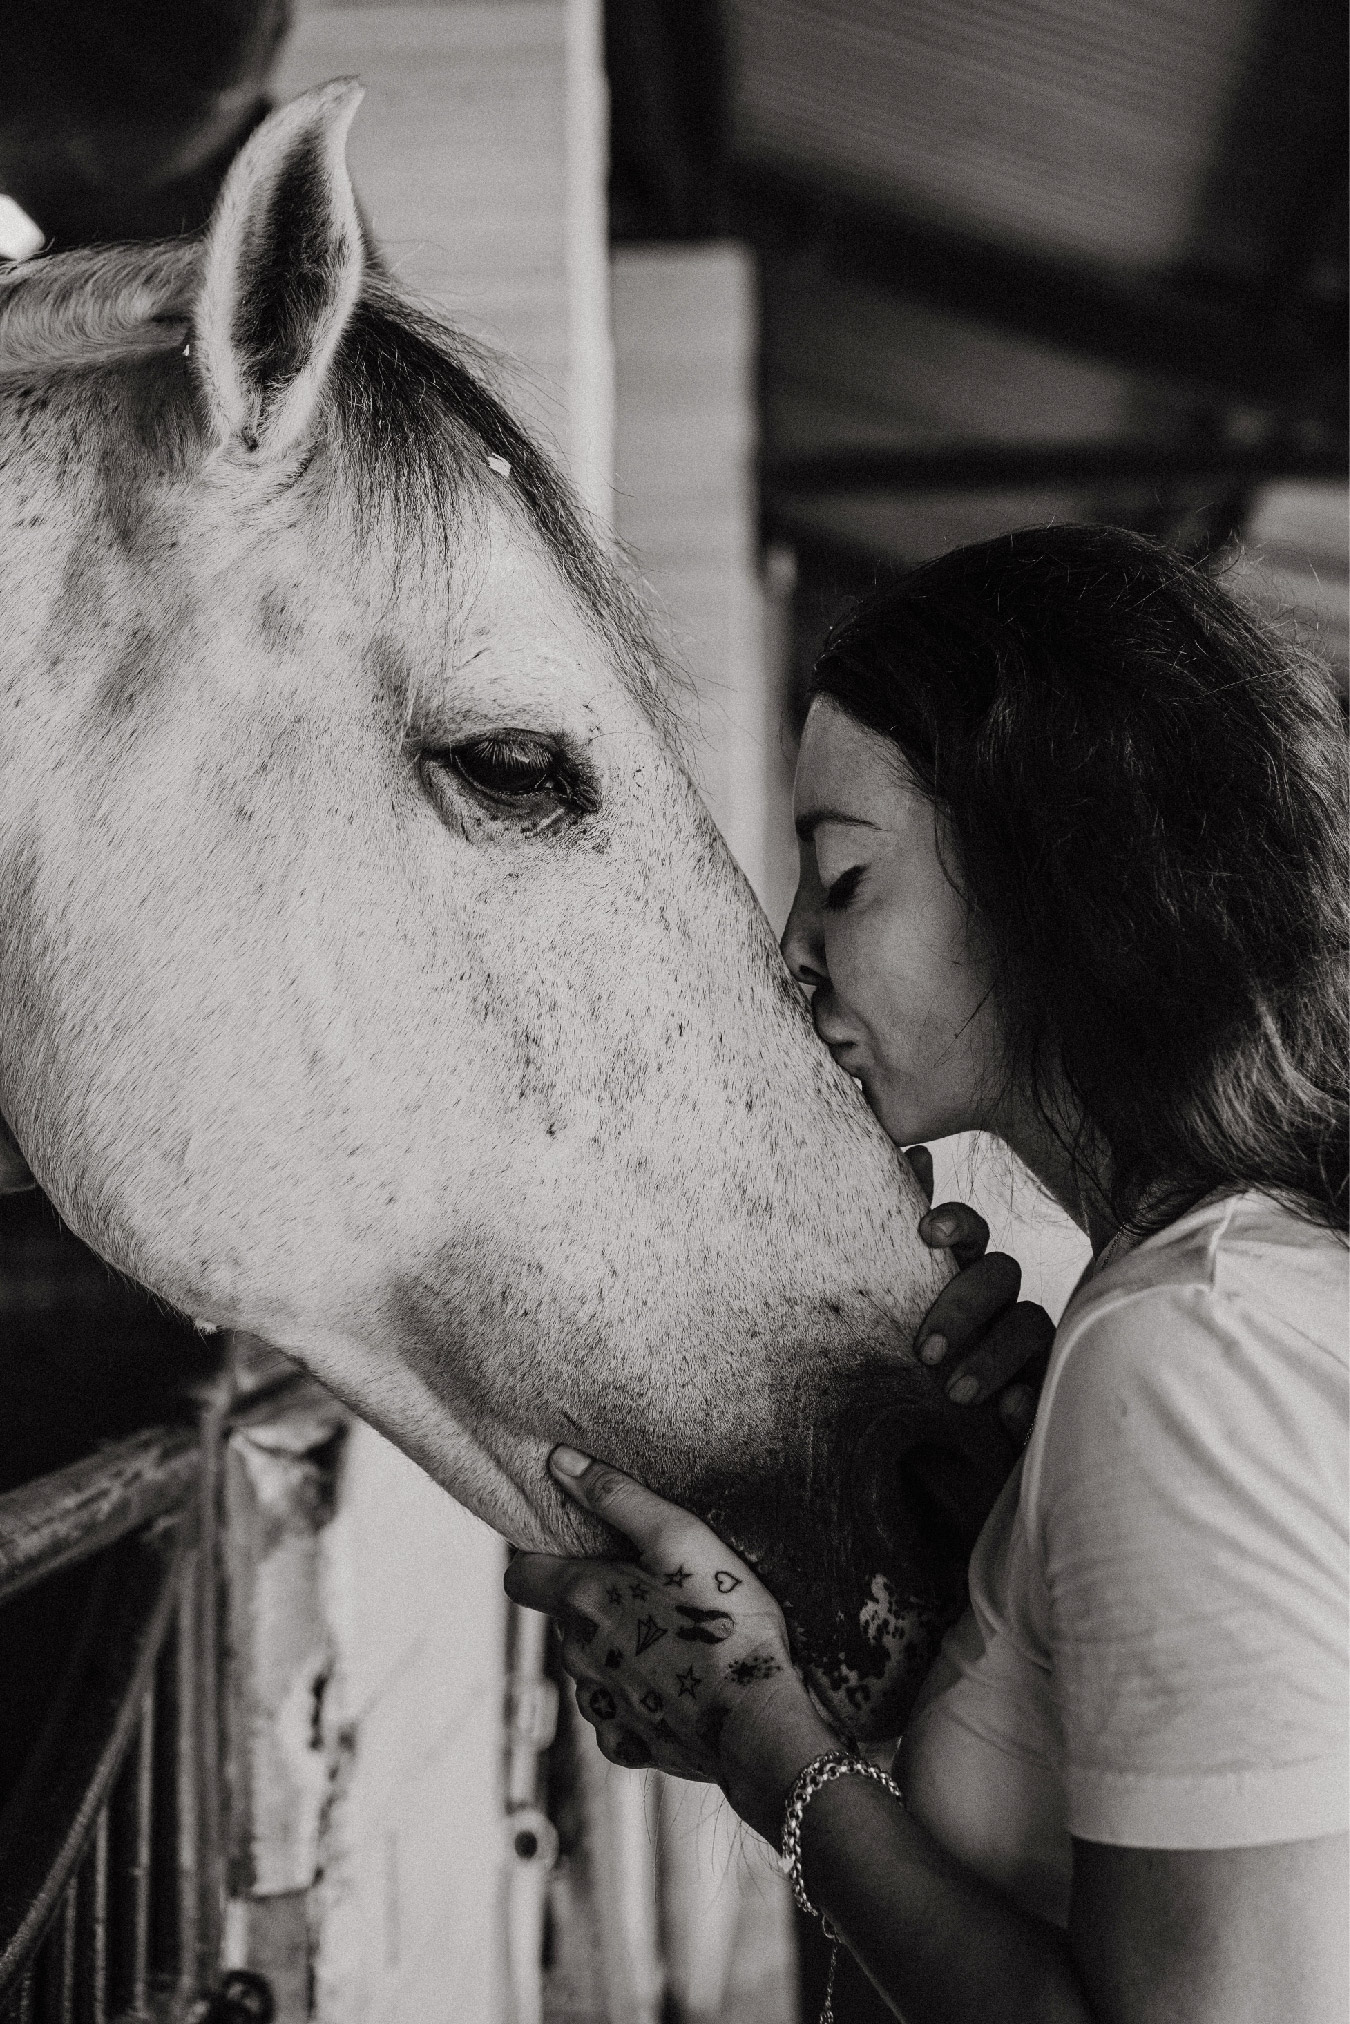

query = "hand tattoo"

[604,1647,623,1669]
[635,1616,669,1656]
[713,1571,742,1594]
[662,1565,692,1588]
[674,1604,734,1645]
[727,1654,782,1686]
[606,1585,624,1606]
[629,1580,651,1601]
[588,1686,617,1721]
[613,1731,652,1767]
[675,1666,702,1698]
[639,1688,664,1714]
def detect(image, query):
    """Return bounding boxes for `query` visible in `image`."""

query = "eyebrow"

[794,808,881,843]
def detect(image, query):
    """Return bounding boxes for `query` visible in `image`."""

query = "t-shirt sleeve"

[1028,1280,1349,1849]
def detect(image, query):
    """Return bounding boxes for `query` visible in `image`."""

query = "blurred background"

[0,4,1344,2022]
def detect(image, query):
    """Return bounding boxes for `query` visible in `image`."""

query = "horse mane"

[0,240,196,381]
[0,237,667,713]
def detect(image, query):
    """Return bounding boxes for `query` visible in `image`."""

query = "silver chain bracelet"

[779,1748,906,2024]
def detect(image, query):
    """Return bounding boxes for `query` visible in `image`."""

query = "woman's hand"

[504,1448,840,1842]
[905,1145,1054,1445]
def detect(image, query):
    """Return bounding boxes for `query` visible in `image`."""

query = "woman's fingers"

[917,1247,1020,1367]
[998,1378,1041,1444]
[918,1200,991,1272]
[942,1302,1055,1408]
[903,1143,935,1205]
[548,1447,712,1566]
[505,1549,592,1616]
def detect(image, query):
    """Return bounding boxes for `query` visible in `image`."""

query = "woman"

[507,526,1349,2023]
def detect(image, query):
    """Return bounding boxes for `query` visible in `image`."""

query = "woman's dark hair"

[809,524,1349,1237]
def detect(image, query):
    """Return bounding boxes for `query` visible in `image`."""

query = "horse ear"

[195,79,365,459]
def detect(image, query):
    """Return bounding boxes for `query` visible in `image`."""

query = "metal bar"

[0,1429,199,1608]
[131,1691,154,2018]
[57,1884,75,2024]
[91,1810,108,2024]
[0,1533,183,1999]
[173,1550,201,2010]
[192,1394,227,1990]
[766,437,1350,498]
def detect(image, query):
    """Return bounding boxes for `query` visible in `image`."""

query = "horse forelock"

[0,240,679,736]
[0,241,197,382]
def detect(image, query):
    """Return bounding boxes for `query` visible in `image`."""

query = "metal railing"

[0,1385,287,2023]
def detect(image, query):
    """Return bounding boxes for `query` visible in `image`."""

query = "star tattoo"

[635,1615,669,1656]
[606,1585,624,1606]
[676,1666,702,1697]
[662,1565,693,1588]
[629,1579,651,1602]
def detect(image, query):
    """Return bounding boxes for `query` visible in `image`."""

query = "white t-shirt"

[899,1191,1349,1929]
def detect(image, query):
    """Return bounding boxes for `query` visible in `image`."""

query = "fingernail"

[947,1375,979,1405]
[550,1445,591,1479]
[920,1333,948,1366]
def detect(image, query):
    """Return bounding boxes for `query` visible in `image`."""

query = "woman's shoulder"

[1023,1191,1347,1527]
[1061,1189,1347,1367]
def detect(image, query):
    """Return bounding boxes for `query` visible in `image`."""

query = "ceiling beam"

[766,438,1347,497]
[732,164,1347,427]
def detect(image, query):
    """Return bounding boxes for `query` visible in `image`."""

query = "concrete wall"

[610,243,801,2024]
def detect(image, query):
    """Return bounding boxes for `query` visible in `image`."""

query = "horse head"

[0,82,1011,1735]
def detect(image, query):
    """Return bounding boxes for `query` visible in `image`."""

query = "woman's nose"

[781,884,828,992]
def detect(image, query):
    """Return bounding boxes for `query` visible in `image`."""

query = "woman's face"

[782,696,1004,1148]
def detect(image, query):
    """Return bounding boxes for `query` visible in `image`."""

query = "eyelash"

[824,865,864,912]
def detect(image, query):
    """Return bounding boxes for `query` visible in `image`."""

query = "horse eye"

[452,731,559,801]
[426,729,599,821]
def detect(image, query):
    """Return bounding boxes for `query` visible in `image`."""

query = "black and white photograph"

[0,3,1346,2020]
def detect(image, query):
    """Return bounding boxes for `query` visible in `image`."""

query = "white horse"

[0,82,1010,1734]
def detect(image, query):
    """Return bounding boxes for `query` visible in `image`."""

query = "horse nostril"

[888,1442,991,1563]
[851,1403,1015,1582]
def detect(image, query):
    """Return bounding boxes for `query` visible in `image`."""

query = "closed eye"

[824,864,865,912]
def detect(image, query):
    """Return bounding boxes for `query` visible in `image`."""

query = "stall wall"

[611,243,801,2024]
